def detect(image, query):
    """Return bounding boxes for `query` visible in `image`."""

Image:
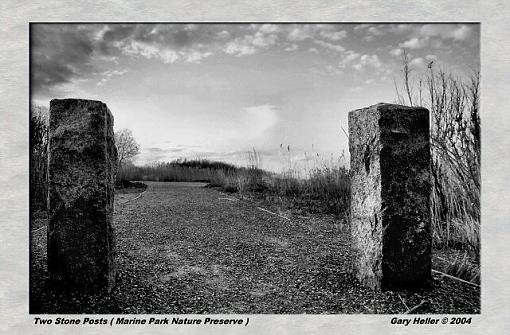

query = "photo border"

[2,1,509,334]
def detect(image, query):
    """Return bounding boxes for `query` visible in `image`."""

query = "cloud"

[223,25,278,56]
[338,50,361,68]
[314,40,345,53]
[353,24,370,31]
[116,25,217,63]
[284,44,299,51]
[379,68,393,81]
[353,24,386,37]
[32,23,288,95]
[122,40,180,63]
[122,39,213,64]
[389,24,412,34]
[287,24,348,44]
[325,65,343,75]
[287,26,312,42]
[358,25,385,42]
[409,57,425,68]
[426,54,438,61]
[352,54,382,71]
[450,25,472,41]
[183,50,213,63]
[367,26,384,36]
[31,25,97,95]
[257,24,281,34]
[399,37,429,49]
[31,23,223,95]
[96,69,128,86]
[319,29,347,41]
[224,39,257,56]
[252,31,278,48]
[33,23,469,98]
[217,30,230,39]
[333,50,386,75]
[396,24,475,52]
[419,24,473,41]
[389,48,403,57]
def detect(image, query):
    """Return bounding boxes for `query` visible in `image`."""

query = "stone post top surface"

[50,98,107,107]
[350,102,428,114]
[49,98,113,121]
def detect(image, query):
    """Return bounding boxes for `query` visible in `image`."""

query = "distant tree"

[114,129,140,173]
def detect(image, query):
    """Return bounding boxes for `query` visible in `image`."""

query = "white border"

[1,1,509,334]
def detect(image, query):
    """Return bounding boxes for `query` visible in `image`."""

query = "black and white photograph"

[28,23,482,315]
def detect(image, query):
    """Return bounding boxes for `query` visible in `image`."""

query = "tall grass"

[443,251,480,284]
[395,49,480,256]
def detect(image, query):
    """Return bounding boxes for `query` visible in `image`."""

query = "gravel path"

[30,181,480,314]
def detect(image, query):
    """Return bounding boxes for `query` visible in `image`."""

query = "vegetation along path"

[31,182,479,314]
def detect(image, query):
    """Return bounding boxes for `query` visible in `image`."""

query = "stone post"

[348,103,431,290]
[47,99,117,292]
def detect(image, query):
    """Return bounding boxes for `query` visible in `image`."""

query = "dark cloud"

[31,24,97,95]
[30,24,226,96]
[172,30,192,46]
[101,25,136,43]
[125,24,220,47]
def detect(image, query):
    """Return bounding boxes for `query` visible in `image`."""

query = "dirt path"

[30,182,479,314]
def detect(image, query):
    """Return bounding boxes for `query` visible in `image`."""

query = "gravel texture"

[30,182,480,314]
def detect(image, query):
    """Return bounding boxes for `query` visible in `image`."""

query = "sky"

[31,23,479,173]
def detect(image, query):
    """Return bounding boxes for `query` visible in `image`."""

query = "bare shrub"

[30,104,49,212]
[395,49,480,255]
[115,128,140,174]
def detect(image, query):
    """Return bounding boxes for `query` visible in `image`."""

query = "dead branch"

[404,300,426,314]
[398,293,409,311]
[432,269,480,287]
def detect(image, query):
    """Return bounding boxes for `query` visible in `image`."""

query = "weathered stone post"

[48,99,117,292]
[348,103,431,290]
